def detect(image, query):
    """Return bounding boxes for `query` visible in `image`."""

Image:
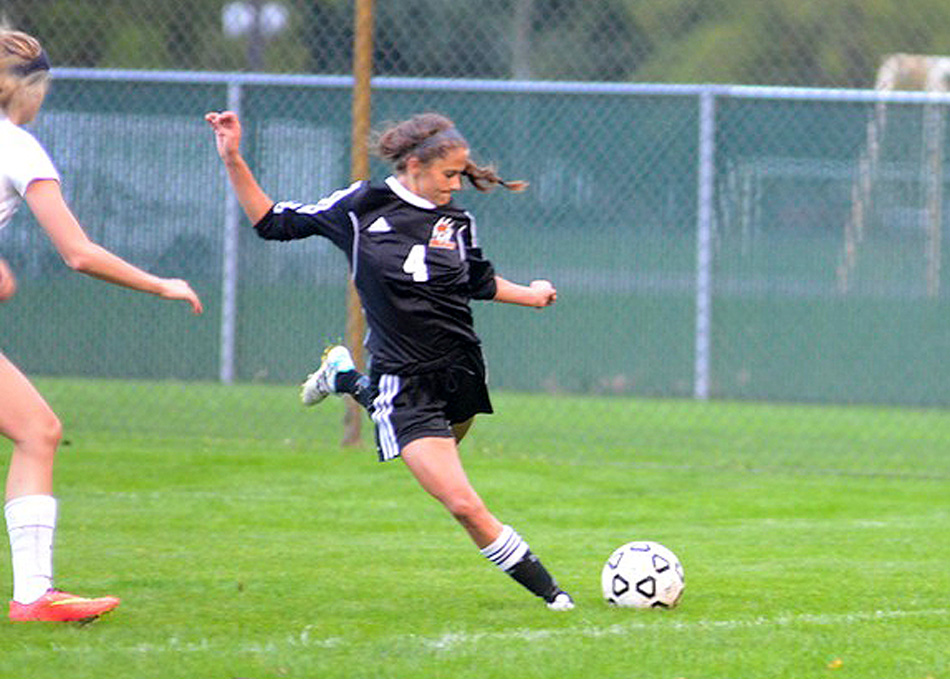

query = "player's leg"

[300,345,374,409]
[0,354,119,622]
[401,435,500,544]
[0,355,58,499]
[401,436,573,610]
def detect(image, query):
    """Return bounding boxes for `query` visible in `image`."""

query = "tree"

[6,0,950,87]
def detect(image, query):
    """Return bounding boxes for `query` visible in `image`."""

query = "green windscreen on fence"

[2,74,949,408]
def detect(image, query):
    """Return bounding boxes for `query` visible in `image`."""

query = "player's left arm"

[459,222,554,307]
[493,276,557,308]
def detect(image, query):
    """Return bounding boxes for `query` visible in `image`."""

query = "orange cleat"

[9,589,120,623]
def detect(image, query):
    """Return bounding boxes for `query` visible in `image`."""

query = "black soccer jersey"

[253,176,497,375]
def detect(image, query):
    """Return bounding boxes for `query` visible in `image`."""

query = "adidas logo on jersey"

[367,217,392,233]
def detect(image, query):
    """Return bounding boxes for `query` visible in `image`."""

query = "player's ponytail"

[373,112,527,194]
[462,161,528,193]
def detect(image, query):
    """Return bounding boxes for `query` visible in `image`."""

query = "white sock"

[480,524,529,572]
[5,495,57,604]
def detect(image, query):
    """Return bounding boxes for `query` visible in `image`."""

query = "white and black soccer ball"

[601,541,685,609]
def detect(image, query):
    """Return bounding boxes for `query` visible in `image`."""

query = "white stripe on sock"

[480,525,529,572]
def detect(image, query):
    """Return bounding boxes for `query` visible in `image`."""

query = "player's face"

[412,146,469,206]
[9,79,49,125]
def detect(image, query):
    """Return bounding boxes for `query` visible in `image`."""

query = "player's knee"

[443,491,488,524]
[21,410,63,453]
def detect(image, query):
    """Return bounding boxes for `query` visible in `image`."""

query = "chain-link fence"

[4,1,950,476]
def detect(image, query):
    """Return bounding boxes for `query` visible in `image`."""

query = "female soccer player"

[1,29,203,622]
[206,109,574,610]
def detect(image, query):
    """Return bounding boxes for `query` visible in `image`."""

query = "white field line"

[420,608,949,651]
[44,607,948,656]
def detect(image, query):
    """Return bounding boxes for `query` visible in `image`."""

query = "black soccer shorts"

[368,347,494,461]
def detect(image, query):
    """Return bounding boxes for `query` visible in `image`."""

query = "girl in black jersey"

[206,110,573,610]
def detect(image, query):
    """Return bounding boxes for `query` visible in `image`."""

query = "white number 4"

[402,244,429,282]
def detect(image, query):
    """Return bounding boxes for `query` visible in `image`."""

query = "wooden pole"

[343,0,374,445]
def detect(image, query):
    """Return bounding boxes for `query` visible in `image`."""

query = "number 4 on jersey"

[402,244,429,282]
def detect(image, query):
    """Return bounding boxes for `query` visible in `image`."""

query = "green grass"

[1,380,948,679]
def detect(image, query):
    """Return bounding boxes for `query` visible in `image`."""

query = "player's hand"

[529,279,557,307]
[205,111,242,162]
[158,278,203,314]
[0,257,16,302]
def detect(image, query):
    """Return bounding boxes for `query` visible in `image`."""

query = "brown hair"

[373,113,527,193]
[0,29,49,112]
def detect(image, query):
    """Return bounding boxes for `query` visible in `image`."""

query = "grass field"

[1,380,948,679]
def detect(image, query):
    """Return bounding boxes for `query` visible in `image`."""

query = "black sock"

[506,550,561,602]
[334,371,375,410]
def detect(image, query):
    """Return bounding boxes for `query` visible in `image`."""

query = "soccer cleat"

[9,589,120,623]
[300,345,356,406]
[545,590,575,611]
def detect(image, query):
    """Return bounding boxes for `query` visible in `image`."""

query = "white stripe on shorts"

[371,373,401,461]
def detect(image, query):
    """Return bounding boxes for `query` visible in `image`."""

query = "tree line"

[5,0,950,87]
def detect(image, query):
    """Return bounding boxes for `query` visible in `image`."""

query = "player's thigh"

[402,436,477,505]
[0,353,59,442]
[402,435,503,547]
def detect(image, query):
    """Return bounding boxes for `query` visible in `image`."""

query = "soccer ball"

[601,541,685,609]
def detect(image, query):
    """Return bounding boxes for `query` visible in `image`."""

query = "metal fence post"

[694,88,715,400]
[219,80,242,384]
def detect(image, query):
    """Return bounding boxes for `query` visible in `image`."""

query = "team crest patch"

[428,217,457,249]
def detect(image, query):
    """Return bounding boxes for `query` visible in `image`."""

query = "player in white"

[1,29,203,622]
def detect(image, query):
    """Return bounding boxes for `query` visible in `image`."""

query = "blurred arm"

[25,179,203,313]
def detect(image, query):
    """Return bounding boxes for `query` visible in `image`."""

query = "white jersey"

[0,115,60,230]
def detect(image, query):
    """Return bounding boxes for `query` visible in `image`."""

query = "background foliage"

[6,0,950,86]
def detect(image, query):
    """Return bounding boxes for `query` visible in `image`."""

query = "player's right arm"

[206,110,360,250]
[205,110,273,224]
